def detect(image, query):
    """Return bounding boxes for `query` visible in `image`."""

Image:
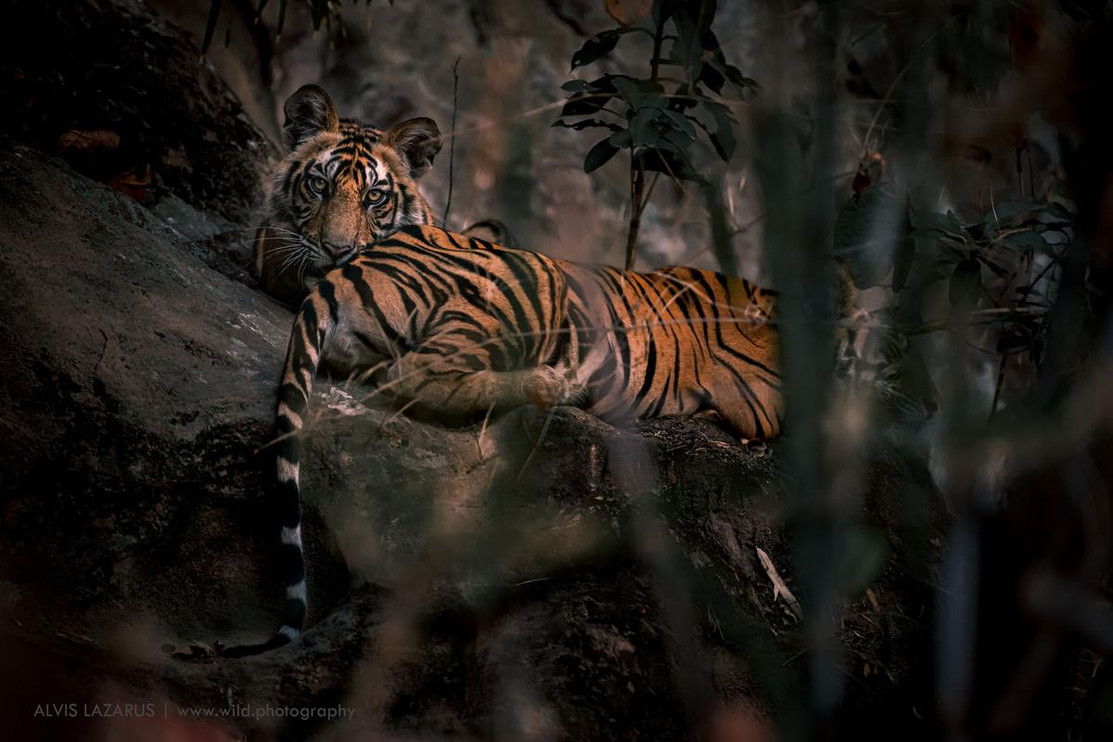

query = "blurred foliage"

[837,182,1078,362]
[202,0,385,52]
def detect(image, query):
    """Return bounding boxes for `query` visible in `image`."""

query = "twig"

[623,13,667,270]
[441,55,461,229]
[516,405,559,482]
[624,150,647,269]
[988,352,1007,422]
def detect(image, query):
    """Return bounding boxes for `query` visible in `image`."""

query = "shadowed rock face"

[0,0,275,229]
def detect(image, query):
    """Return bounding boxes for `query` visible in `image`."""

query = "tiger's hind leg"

[704,368,783,444]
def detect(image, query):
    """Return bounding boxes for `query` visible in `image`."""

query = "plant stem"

[625,9,667,269]
[625,151,646,269]
[650,6,665,82]
[442,55,461,229]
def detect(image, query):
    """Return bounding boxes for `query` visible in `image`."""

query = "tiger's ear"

[282,85,340,151]
[383,117,442,179]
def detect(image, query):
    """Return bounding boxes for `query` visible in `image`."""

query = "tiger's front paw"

[524,365,584,410]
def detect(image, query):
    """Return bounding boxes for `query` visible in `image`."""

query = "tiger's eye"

[364,188,389,208]
[307,175,328,195]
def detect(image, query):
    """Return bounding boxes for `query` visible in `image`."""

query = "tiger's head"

[256,84,442,303]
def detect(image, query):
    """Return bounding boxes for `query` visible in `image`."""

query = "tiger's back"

[340,226,784,436]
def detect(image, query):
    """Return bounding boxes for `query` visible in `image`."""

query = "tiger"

[254,84,517,304]
[219,223,782,657]
[222,88,930,657]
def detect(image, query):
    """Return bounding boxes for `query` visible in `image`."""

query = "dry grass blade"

[756,546,802,622]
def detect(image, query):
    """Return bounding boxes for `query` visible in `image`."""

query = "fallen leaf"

[58,129,120,153]
[866,586,881,613]
[107,165,151,200]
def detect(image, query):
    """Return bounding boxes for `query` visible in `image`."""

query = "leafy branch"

[554,0,757,269]
[202,0,384,52]
[835,179,1078,414]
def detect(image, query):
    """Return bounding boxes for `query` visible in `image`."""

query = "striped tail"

[222,295,326,657]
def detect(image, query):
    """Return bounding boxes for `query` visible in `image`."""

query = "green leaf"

[703,53,759,97]
[611,75,643,106]
[583,137,621,173]
[661,109,697,140]
[656,128,690,154]
[570,27,649,69]
[670,83,700,111]
[557,75,622,118]
[981,198,1044,230]
[642,148,706,184]
[559,93,615,118]
[721,62,759,93]
[607,128,632,149]
[552,118,622,132]
[703,101,736,162]
[999,229,1049,253]
[699,62,726,94]
[1047,199,1078,220]
[948,258,982,309]
[561,80,592,93]
[669,8,703,80]
[628,107,653,148]
[572,29,622,69]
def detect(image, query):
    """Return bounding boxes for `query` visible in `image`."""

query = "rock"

[0,0,275,227]
[0,138,289,641]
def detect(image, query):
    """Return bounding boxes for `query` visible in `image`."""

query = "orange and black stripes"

[561,262,782,438]
[231,224,783,655]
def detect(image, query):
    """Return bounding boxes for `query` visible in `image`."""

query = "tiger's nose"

[322,241,353,261]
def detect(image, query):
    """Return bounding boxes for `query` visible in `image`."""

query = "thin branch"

[441,55,461,229]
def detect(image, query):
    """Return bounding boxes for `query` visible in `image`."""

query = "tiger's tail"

[222,293,328,657]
